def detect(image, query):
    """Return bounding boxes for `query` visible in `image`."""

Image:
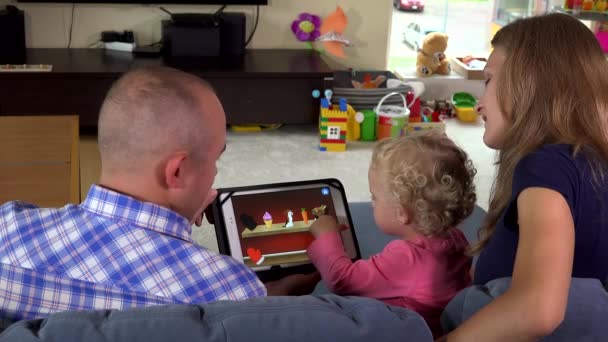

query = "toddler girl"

[307,133,476,337]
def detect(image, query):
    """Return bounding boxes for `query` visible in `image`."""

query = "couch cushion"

[0,295,432,342]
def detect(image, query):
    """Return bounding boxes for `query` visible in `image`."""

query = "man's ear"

[163,152,188,190]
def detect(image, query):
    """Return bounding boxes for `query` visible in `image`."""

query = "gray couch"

[0,202,487,342]
[0,295,432,342]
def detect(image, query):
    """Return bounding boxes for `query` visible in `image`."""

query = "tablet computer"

[210,179,361,282]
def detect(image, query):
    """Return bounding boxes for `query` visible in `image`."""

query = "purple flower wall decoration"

[291,13,321,42]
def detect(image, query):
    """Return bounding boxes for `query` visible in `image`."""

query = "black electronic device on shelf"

[162,11,246,58]
[0,5,26,64]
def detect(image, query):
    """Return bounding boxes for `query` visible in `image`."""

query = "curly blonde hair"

[371,132,477,236]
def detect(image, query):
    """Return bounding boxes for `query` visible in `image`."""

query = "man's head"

[98,66,226,225]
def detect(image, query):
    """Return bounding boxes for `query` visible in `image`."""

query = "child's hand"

[309,215,339,238]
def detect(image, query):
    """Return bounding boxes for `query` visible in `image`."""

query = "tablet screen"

[219,183,358,271]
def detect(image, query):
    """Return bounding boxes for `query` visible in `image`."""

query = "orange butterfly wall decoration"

[315,6,352,58]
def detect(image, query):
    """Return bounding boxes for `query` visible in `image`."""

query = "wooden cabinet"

[0,49,333,128]
[0,116,80,207]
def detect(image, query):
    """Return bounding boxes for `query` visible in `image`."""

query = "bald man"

[0,67,315,324]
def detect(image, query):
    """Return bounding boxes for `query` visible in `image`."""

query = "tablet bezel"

[211,179,361,279]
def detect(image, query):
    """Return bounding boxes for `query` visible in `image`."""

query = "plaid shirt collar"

[80,184,193,242]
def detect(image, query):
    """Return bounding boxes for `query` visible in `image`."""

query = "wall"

[2,0,392,70]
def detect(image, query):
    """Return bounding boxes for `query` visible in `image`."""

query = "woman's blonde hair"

[371,132,477,236]
[472,13,608,253]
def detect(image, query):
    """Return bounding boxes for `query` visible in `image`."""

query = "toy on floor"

[416,32,451,77]
[375,92,413,140]
[313,89,349,152]
[230,124,282,132]
[418,99,454,119]
[452,92,478,123]
[351,73,387,89]
[359,109,377,141]
[346,104,364,141]
[436,100,454,119]
[386,79,426,118]
[386,79,425,97]
[406,98,448,135]
[564,0,608,11]
[407,107,447,134]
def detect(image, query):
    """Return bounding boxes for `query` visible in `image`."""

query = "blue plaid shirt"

[0,185,266,322]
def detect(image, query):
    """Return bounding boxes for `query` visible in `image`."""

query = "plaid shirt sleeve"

[0,262,175,322]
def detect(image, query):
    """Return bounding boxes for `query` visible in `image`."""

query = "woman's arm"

[441,187,574,341]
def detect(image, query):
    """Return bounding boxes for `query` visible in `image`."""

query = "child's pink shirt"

[307,228,471,337]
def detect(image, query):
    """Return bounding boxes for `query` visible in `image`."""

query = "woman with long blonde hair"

[440,13,608,341]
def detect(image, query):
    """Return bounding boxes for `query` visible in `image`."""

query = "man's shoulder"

[0,201,42,223]
[0,201,82,230]
[1,200,39,213]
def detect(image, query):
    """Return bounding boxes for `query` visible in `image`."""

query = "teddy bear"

[416,32,451,77]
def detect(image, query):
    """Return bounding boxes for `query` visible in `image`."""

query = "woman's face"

[476,48,508,150]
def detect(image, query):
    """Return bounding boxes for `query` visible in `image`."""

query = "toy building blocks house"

[318,93,349,152]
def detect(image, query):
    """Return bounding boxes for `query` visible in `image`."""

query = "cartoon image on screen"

[229,187,340,268]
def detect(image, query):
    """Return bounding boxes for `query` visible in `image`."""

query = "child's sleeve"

[307,231,414,298]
